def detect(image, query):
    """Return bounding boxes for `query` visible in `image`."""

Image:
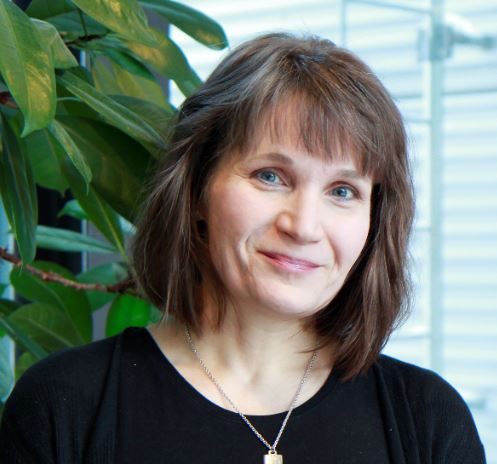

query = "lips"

[260,251,321,268]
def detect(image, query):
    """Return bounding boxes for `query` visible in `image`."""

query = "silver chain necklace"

[184,326,318,464]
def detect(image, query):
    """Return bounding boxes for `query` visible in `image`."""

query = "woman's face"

[202,129,373,321]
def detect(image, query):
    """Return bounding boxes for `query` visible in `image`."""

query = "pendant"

[264,452,283,464]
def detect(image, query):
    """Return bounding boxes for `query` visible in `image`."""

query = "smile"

[260,251,321,272]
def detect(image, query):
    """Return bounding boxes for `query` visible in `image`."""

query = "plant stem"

[77,8,89,38]
[66,34,105,46]
[0,247,136,295]
[0,92,18,109]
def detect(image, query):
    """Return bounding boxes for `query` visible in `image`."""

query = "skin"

[205,145,372,323]
[149,127,373,415]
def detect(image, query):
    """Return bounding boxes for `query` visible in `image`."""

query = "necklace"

[184,326,318,463]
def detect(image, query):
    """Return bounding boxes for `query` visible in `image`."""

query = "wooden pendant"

[264,453,283,464]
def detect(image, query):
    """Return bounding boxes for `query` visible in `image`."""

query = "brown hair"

[130,32,415,379]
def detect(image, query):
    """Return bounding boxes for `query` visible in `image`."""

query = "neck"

[148,296,334,415]
[196,307,318,384]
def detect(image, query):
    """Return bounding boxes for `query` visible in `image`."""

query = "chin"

[256,297,323,320]
[260,284,335,310]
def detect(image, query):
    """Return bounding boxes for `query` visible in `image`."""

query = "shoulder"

[0,331,132,462]
[18,332,121,395]
[4,329,135,415]
[374,354,486,463]
[375,354,473,421]
[376,354,454,390]
[375,354,467,410]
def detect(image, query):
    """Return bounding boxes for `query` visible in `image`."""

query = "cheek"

[208,180,271,239]
[352,215,371,259]
[206,187,255,263]
[334,213,371,266]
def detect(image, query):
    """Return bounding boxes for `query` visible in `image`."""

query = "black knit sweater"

[0,327,486,463]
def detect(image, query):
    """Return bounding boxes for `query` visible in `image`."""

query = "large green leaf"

[57,116,152,221]
[58,199,88,221]
[0,300,17,337]
[36,225,117,254]
[0,318,47,361]
[110,61,168,108]
[77,262,129,311]
[92,51,171,111]
[56,96,101,120]
[10,261,92,344]
[31,19,78,69]
[48,118,92,191]
[22,128,68,195]
[72,0,157,46]
[60,162,125,256]
[0,1,56,136]
[110,95,174,137]
[140,0,228,50]
[15,352,37,382]
[56,66,95,97]
[66,65,95,83]
[106,294,151,337]
[86,37,169,109]
[106,48,153,78]
[8,302,84,352]
[26,0,74,20]
[57,72,165,148]
[0,300,19,318]
[0,115,38,263]
[126,28,201,96]
[85,37,152,79]
[47,10,107,41]
[91,57,122,95]
[0,336,14,400]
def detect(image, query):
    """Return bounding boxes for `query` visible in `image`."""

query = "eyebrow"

[255,152,294,165]
[252,152,367,180]
[334,169,365,180]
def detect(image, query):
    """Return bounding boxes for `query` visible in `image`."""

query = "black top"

[0,327,486,463]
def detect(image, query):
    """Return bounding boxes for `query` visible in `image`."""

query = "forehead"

[227,102,368,176]
[239,137,364,175]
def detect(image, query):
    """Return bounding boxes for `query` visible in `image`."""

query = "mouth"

[259,251,321,271]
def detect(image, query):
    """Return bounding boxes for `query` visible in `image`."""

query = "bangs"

[221,88,385,182]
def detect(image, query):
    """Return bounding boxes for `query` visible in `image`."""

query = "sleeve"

[0,362,57,463]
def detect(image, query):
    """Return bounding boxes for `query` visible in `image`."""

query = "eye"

[330,185,356,201]
[255,169,284,185]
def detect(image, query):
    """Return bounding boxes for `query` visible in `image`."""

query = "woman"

[0,33,485,463]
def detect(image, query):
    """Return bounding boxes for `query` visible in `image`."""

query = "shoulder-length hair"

[130,32,415,380]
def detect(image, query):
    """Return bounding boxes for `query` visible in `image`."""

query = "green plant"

[0,0,227,407]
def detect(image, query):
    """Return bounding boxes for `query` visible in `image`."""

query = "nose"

[274,189,324,243]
